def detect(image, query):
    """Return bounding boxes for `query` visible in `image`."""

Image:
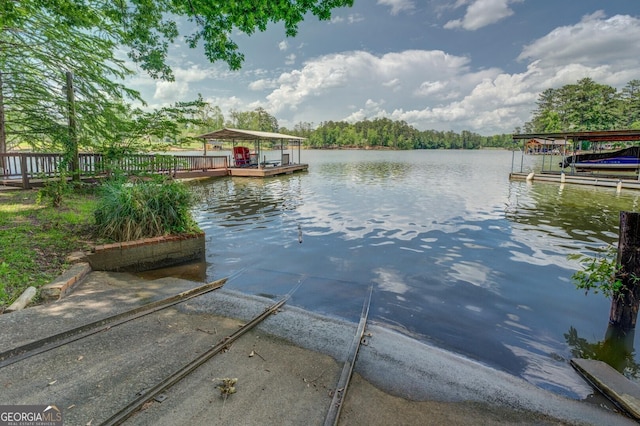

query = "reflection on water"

[189,150,640,399]
[565,325,639,380]
[135,258,207,282]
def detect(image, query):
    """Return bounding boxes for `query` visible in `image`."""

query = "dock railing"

[0,153,228,189]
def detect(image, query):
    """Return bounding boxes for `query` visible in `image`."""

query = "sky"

[126,0,640,136]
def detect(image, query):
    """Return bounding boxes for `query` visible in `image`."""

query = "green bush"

[94,177,199,242]
[569,245,632,299]
[37,172,70,208]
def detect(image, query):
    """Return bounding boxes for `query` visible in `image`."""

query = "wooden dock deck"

[228,163,308,177]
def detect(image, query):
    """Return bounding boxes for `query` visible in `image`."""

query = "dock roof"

[197,128,305,141]
[513,130,640,142]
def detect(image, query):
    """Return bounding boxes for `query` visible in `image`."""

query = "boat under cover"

[560,146,640,171]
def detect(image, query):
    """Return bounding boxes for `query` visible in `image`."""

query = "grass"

[0,189,98,310]
[94,178,198,242]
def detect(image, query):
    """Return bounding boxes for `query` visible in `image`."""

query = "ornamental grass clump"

[94,177,199,242]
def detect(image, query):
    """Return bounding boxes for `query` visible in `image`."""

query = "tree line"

[523,78,640,133]
[280,118,513,149]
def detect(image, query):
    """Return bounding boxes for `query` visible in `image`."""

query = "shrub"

[569,245,629,299]
[94,177,199,242]
[37,172,70,208]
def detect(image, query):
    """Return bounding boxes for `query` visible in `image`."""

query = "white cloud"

[172,65,212,82]
[128,7,640,135]
[278,40,288,51]
[331,13,364,24]
[348,14,365,24]
[248,79,277,91]
[202,95,244,114]
[377,0,415,15]
[416,81,448,97]
[445,0,522,30]
[285,54,296,66]
[382,78,401,89]
[518,13,640,68]
[265,50,472,115]
[389,9,640,133]
[388,67,528,132]
[153,80,189,102]
[344,99,387,122]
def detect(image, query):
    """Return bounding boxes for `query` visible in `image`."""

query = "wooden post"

[20,153,30,189]
[610,211,640,331]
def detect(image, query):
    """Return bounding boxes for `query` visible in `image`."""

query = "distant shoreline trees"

[281,78,640,150]
[282,118,513,150]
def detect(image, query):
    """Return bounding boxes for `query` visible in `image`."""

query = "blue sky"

[127,0,640,136]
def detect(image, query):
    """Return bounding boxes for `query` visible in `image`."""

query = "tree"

[0,1,140,155]
[562,78,620,131]
[524,78,632,133]
[1,0,354,154]
[3,0,354,80]
[227,107,279,132]
[528,88,562,133]
[292,121,314,138]
[304,118,501,150]
[571,221,640,332]
[621,80,640,129]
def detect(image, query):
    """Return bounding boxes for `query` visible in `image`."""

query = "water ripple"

[188,150,640,397]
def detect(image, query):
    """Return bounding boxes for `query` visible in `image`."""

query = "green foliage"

[227,107,279,132]
[1,1,352,154]
[96,96,212,155]
[525,78,640,133]
[2,0,354,83]
[304,118,513,149]
[36,172,70,208]
[569,245,629,299]
[0,1,142,152]
[94,178,199,242]
[173,0,354,71]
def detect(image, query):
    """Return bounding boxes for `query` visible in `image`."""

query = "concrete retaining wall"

[86,233,205,272]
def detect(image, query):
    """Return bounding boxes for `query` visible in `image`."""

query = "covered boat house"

[510,129,640,190]
[0,128,308,188]
[197,128,308,177]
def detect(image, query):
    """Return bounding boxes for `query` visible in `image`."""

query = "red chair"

[233,146,251,167]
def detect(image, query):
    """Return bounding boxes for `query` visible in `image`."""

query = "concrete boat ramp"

[0,271,637,425]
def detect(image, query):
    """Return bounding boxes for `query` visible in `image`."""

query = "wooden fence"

[0,153,228,189]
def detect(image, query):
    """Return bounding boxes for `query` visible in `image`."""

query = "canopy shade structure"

[197,128,306,172]
[513,130,640,143]
[197,128,305,142]
[511,129,640,176]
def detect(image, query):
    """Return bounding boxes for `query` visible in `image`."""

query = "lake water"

[188,149,640,399]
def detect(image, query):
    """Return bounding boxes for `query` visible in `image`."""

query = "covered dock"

[0,128,308,188]
[197,128,308,177]
[510,130,640,190]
